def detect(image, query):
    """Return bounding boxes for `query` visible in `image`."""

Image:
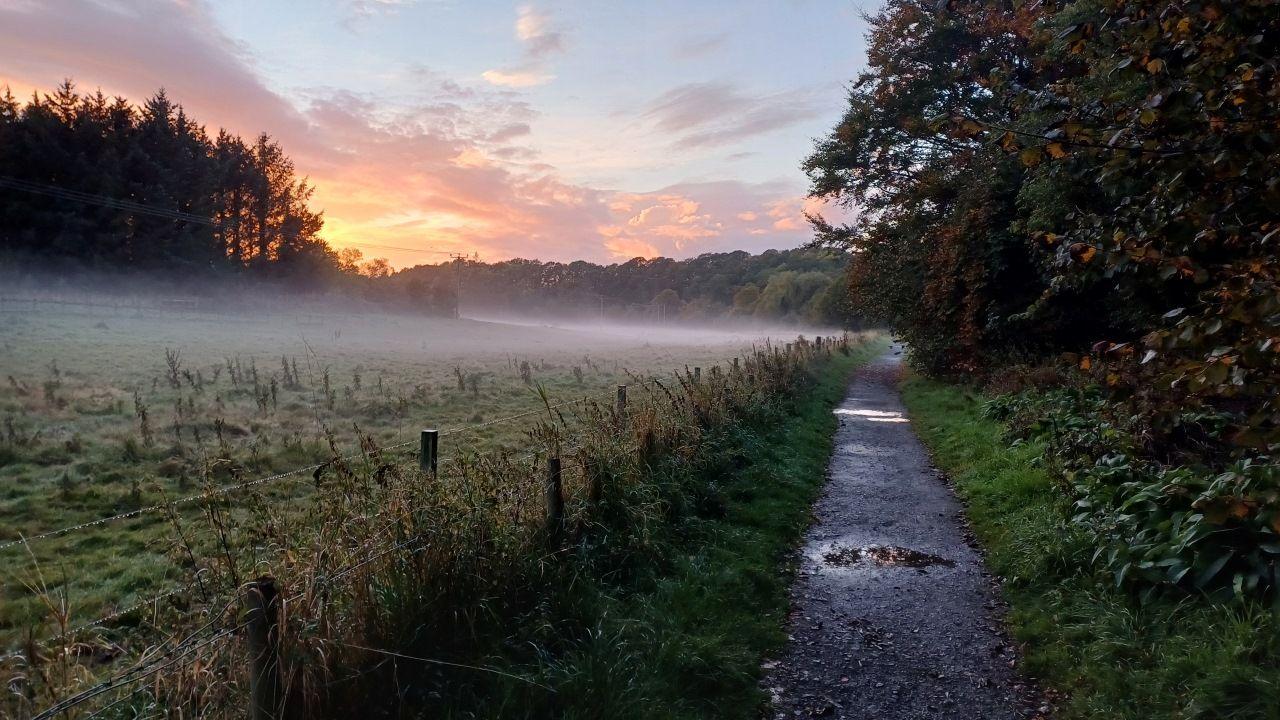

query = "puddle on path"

[822,544,955,571]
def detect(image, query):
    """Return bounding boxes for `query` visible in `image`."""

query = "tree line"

[390,248,853,325]
[0,80,331,278]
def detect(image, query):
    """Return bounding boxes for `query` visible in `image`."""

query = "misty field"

[0,300,805,647]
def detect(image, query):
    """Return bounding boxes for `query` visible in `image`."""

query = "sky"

[0,0,869,267]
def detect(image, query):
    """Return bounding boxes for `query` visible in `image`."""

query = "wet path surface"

[762,347,1041,719]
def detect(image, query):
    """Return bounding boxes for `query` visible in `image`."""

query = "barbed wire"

[29,533,443,718]
[0,388,620,554]
[10,428,596,652]
[31,620,244,720]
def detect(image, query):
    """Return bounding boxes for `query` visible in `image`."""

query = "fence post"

[615,384,627,418]
[693,367,701,383]
[244,576,282,720]
[546,457,565,543]
[420,429,438,477]
[732,357,740,374]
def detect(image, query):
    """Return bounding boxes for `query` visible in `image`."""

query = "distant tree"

[653,289,682,320]
[361,257,392,279]
[430,279,459,318]
[732,284,761,316]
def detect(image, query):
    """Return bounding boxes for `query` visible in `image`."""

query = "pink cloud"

[642,82,824,150]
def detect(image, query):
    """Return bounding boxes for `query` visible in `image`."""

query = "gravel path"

[762,346,1045,719]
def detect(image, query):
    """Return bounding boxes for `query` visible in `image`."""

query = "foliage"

[804,0,1044,373]
[904,377,1280,720]
[985,389,1280,599]
[809,0,1280,596]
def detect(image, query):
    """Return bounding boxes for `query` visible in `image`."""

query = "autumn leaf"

[1046,142,1067,159]
[1069,242,1097,263]
[1019,147,1042,167]
[1145,58,1165,74]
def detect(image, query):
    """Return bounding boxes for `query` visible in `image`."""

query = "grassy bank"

[901,378,1280,720]
[418,338,886,718]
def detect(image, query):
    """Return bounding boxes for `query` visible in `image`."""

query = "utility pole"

[447,252,472,319]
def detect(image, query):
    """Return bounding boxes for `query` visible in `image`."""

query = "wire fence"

[0,389,616,554]
[1,335,854,719]
[1,383,628,660]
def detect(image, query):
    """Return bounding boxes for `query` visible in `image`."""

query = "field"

[0,300,813,649]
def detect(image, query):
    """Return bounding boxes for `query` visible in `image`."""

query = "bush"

[984,390,1280,600]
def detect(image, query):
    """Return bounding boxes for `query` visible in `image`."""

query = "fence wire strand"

[0,387,621,554]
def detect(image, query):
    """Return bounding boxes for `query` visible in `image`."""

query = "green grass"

[0,306,794,645]
[405,338,885,719]
[901,377,1280,720]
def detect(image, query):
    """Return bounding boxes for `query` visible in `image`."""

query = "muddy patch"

[822,544,955,571]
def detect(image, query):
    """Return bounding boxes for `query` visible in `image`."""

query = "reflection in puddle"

[834,408,909,423]
[822,545,955,570]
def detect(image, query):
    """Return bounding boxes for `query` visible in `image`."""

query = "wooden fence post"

[244,576,282,720]
[546,457,565,542]
[693,367,701,383]
[615,384,627,418]
[732,357,740,373]
[420,429,438,477]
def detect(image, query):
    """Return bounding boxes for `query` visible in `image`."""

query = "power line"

[0,175,215,225]
[339,241,456,256]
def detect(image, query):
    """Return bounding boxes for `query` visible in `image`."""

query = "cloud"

[344,0,421,29]
[483,4,563,88]
[673,32,729,59]
[515,5,564,58]
[0,0,821,267]
[481,68,554,88]
[486,122,532,143]
[642,82,823,150]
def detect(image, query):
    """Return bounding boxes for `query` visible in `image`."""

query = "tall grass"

[3,333,879,718]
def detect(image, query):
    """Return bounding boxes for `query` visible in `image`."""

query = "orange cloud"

[603,236,660,260]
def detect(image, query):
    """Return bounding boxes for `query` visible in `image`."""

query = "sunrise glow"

[0,0,864,268]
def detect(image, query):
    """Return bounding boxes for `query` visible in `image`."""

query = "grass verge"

[419,339,885,719]
[901,377,1280,720]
